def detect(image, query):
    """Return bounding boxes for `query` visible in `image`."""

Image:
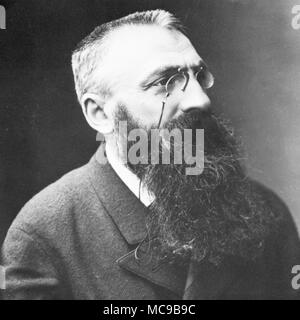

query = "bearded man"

[1,10,300,300]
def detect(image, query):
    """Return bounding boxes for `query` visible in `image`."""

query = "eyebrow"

[139,61,206,87]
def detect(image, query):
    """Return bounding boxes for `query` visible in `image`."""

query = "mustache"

[115,104,244,175]
[143,109,245,186]
[162,108,240,156]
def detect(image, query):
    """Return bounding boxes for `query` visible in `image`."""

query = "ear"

[80,93,114,135]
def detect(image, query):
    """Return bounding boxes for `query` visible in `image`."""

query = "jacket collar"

[105,140,154,207]
[86,143,235,299]
[88,143,148,245]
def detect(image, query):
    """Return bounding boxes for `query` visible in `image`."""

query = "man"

[1,9,300,299]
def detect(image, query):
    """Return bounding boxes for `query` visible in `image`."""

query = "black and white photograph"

[0,0,300,301]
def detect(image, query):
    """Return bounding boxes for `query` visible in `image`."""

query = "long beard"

[114,105,283,266]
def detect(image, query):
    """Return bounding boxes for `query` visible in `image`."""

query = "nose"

[179,77,211,113]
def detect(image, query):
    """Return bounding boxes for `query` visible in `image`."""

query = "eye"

[195,66,214,89]
[152,76,169,87]
[195,66,205,82]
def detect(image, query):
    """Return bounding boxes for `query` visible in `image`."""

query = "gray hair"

[71,9,183,103]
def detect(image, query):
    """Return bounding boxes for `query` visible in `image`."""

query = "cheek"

[123,92,164,126]
[113,89,181,128]
[164,101,179,121]
[138,99,181,128]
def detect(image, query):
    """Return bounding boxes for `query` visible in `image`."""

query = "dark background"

[1,0,300,244]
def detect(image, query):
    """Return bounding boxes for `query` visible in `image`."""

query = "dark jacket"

[1,145,300,299]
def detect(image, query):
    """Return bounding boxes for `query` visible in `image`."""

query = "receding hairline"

[71,9,186,102]
[73,10,184,54]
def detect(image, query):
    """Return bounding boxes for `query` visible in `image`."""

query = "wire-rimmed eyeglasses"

[161,65,214,100]
[156,65,214,127]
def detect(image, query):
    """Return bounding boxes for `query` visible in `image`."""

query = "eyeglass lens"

[165,69,214,96]
[196,69,214,89]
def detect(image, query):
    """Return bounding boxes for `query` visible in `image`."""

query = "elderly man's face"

[101,25,211,129]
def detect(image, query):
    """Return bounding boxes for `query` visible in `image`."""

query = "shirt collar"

[105,142,154,207]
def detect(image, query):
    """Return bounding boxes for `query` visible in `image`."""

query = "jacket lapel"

[116,238,188,297]
[87,143,187,297]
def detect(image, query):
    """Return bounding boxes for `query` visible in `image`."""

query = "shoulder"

[7,160,102,238]
[250,180,291,216]
[250,179,300,247]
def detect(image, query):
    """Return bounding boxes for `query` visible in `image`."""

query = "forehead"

[101,25,201,87]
